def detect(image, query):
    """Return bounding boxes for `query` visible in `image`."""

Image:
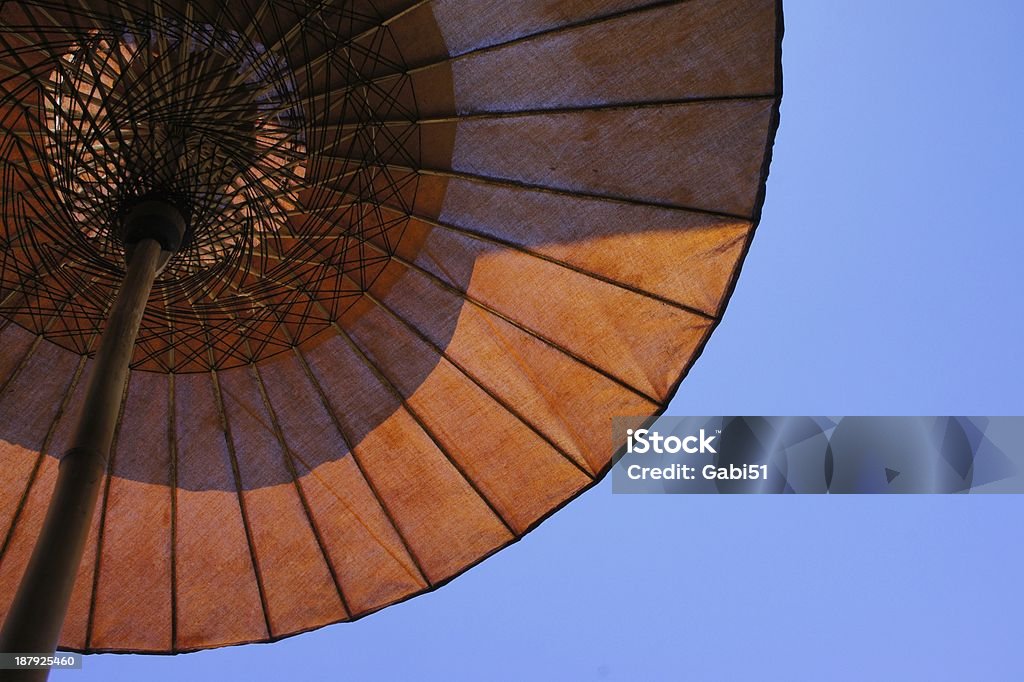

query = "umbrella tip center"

[121,199,187,266]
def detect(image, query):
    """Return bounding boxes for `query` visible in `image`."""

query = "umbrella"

[0,0,782,666]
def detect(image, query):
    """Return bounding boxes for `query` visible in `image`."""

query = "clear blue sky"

[56,2,1024,680]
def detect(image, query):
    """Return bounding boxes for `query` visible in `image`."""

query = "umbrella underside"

[0,0,782,652]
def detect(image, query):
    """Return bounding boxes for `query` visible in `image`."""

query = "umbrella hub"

[121,199,187,273]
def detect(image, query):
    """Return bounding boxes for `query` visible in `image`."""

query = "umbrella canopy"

[0,0,782,653]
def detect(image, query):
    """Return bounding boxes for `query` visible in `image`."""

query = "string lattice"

[0,1,421,372]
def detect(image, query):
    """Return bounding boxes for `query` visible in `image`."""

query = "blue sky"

[55,2,1024,680]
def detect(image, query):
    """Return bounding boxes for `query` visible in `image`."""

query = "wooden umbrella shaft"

[0,238,164,679]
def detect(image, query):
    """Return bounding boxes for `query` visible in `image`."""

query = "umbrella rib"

[83,367,134,650]
[328,319,520,537]
[167,373,179,652]
[370,0,431,30]
[363,289,597,478]
[400,166,756,223]
[0,354,85,565]
[291,346,432,588]
[0,335,41,402]
[325,92,779,125]
[250,363,353,620]
[210,369,274,641]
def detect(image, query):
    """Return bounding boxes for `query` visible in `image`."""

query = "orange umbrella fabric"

[0,0,782,652]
